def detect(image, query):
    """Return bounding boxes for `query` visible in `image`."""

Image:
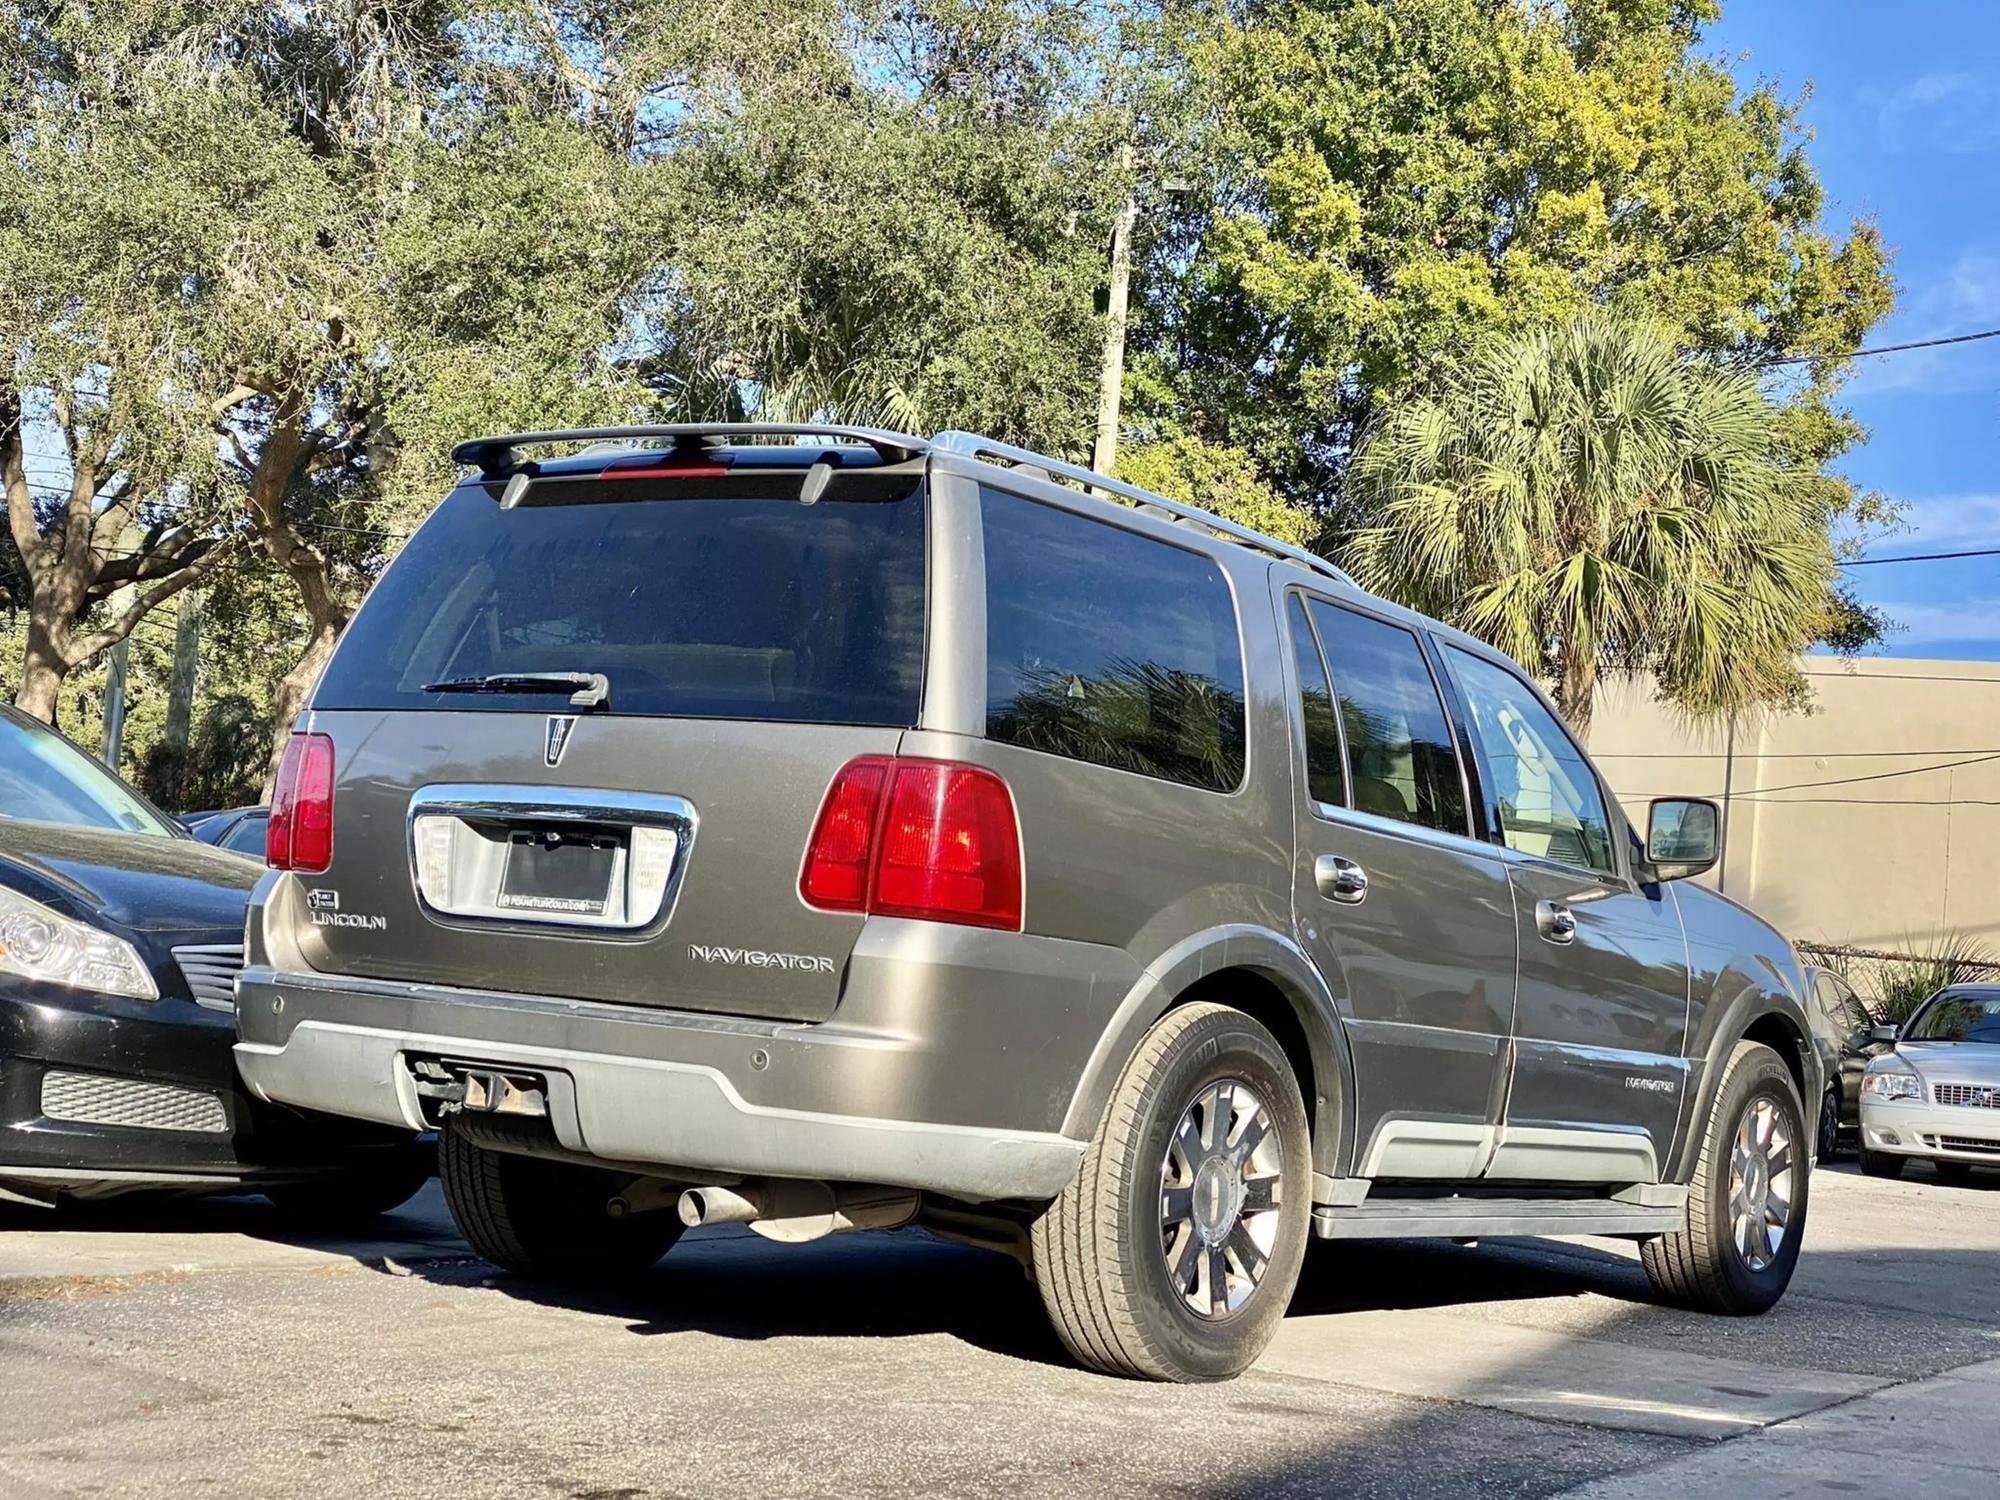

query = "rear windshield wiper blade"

[420,672,611,710]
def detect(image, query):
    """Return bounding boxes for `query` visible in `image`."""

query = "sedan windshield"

[1906,994,2000,1045]
[0,713,177,837]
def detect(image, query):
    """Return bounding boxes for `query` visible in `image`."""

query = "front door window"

[1444,647,1615,875]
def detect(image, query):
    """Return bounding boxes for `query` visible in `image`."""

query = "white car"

[1859,986,2000,1182]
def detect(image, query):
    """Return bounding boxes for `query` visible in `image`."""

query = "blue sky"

[1711,1,2000,659]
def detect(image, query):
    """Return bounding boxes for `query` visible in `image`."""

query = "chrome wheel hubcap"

[1160,1079,1283,1319]
[1730,1096,1796,1273]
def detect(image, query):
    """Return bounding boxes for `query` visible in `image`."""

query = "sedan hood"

[0,820,259,936]
[1899,1042,2000,1086]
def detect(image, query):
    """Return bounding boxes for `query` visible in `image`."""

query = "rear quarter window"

[980,487,1246,793]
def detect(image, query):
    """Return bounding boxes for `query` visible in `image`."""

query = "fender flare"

[1058,924,1358,1184]
[1669,993,1821,1183]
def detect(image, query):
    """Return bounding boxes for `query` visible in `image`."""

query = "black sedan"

[1805,963,1896,1162]
[0,706,429,1218]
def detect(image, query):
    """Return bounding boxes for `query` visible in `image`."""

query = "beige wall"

[1591,658,2000,951]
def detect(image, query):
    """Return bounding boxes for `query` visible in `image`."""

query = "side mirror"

[1870,1023,1900,1046]
[1643,797,1721,882]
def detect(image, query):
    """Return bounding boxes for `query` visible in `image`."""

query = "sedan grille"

[172,942,246,1012]
[1923,1135,2000,1156]
[1934,1083,2000,1110]
[40,1070,228,1134]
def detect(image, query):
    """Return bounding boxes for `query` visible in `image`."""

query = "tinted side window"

[1816,973,1871,1036]
[1286,594,1344,806]
[221,813,270,855]
[1445,647,1614,874]
[1306,600,1466,834]
[983,488,1246,792]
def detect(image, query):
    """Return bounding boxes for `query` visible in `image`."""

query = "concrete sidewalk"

[1559,1355,2000,1498]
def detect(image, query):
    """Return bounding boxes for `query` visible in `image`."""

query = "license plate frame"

[495,831,621,918]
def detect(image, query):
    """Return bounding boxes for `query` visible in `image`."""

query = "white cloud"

[1843,247,2000,398]
[1879,494,2000,550]
[1865,595,2000,648]
[1876,71,2000,154]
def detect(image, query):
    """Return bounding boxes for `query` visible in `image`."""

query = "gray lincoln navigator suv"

[236,423,1820,1381]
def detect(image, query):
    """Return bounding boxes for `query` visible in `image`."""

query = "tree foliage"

[1344,314,1841,737]
[1137,0,1894,523]
[0,0,1902,776]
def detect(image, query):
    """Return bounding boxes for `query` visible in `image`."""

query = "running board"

[1312,1197,1682,1241]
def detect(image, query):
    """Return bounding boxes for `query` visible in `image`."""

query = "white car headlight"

[1862,1069,1923,1103]
[0,886,158,1000]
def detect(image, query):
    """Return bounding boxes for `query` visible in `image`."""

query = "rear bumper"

[235,953,1097,1202]
[1860,1096,2000,1163]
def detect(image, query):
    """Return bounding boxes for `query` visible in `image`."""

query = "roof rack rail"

[451,423,928,477]
[930,430,1357,589]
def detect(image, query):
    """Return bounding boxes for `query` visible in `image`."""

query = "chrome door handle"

[1315,855,1369,905]
[1536,900,1577,945]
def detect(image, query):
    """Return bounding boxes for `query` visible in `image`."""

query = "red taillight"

[873,761,1022,929]
[268,732,336,873]
[799,756,892,911]
[799,756,1022,931]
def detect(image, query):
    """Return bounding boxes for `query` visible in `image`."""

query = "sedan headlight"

[0,886,157,1000]
[1862,1069,1924,1103]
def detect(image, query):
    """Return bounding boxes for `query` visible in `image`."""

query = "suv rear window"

[981,487,1246,792]
[313,479,926,725]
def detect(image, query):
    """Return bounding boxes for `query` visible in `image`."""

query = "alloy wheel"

[1159,1078,1284,1318]
[1729,1095,1797,1273]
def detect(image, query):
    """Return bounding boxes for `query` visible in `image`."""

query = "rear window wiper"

[420,672,611,710]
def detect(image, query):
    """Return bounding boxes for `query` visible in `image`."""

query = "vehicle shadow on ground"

[419,1225,1077,1364]
[384,1221,1663,1369]
[0,1181,459,1257]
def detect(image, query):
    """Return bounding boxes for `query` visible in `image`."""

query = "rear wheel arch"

[1060,927,1355,1190]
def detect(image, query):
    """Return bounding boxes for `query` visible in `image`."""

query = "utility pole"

[164,590,202,767]
[100,639,129,770]
[1092,143,1138,478]
[1717,712,1736,894]
[98,534,140,771]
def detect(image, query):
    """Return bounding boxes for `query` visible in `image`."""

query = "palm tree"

[1342,314,1840,741]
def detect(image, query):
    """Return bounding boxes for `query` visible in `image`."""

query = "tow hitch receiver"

[410,1059,550,1119]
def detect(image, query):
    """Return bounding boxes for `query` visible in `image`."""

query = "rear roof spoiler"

[450,421,1356,593]
[451,424,929,478]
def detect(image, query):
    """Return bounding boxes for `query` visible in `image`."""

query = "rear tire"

[1030,1002,1312,1382]
[439,1118,681,1278]
[1815,1087,1841,1165]
[263,1145,434,1229]
[1641,1041,1807,1316]
[1859,1146,1906,1180]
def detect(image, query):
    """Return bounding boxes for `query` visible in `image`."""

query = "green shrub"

[1850,935,1998,1026]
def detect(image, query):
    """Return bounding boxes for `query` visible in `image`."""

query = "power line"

[1840,546,2000,568]
[1756,326,2000,368]
[1727,750,2000,795]
[1801,668,2000,685]
[1596,748,2000,760]
[1620,753,2000,801]
[1616,792,2000,806]
[1738,796,2000,807]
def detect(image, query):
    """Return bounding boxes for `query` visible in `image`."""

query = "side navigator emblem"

[545,714,577,768]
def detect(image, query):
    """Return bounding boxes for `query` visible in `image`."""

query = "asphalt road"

[1,1161,1997,1498]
